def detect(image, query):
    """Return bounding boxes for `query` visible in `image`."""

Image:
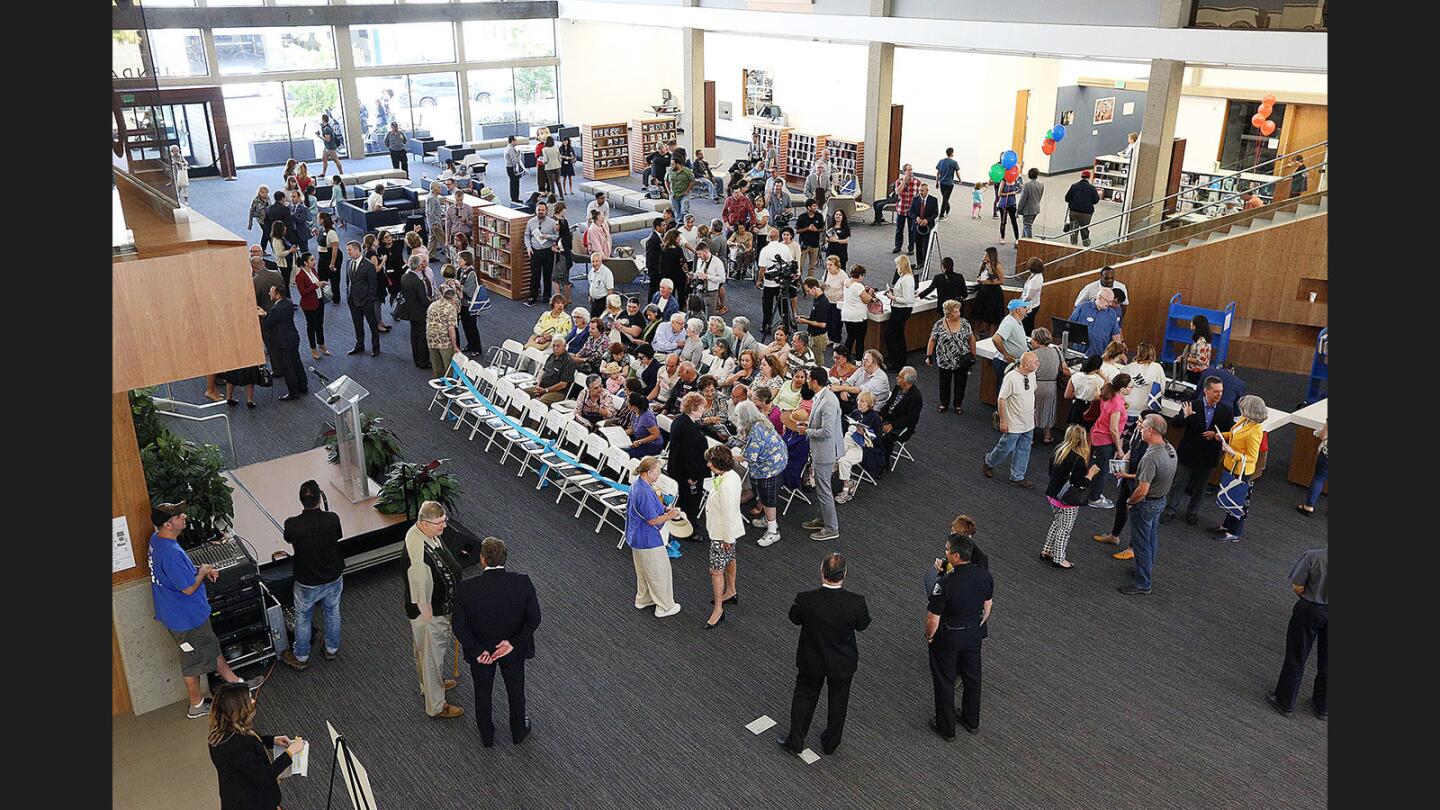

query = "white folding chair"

[426,354,468,414]
[579,447,632,536]
[486,388,531,460]
[599,425,631,449]
[780,459,813,515]
[465,377,514,442]
[500,398,550,472]
[555,432,611,509]
[552,370,590,412]
[535,420,589,491]
[889,438,916,472]
[519,407,572,481]
[488,338,526,371]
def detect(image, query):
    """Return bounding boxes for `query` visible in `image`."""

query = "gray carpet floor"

[161,153,1328,809]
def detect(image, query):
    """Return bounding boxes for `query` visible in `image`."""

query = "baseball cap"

[1008,299,1030,311]
[1080,170,1091,179]
[151,501,188,528]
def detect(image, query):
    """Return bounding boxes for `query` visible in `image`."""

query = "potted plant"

[376,460,461,520]
[129,387,173,449]
[140,433,235,548]
[318,412,401,482]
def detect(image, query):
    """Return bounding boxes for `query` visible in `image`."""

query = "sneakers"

[241,675,266,692]
[1215,533,1242,543]
[323,649,339,661]
[1112,548,1135,560]
[281,650,308,671]
[835,481,859,504]
[186,698,213,719]
[810,528,840,542]
[433,703,465,719]
[801,518,824,531]
[1088,496,1116,509]
[757,531,781,547]
[750,515,769,528]
[1116,584,1151,596]
[655,603,683,618]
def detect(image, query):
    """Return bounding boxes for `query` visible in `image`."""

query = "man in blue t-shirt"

[148,502,260,719]
[935,148,961,219]
[1067,287,1124,356]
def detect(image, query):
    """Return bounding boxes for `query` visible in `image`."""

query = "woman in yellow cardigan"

[1210,394,1268,542]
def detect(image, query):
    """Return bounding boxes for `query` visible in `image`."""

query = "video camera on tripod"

[765,253,801,294]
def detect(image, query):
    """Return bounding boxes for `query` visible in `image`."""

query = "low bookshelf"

[581,122,630,181]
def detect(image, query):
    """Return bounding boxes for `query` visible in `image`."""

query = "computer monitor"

[1050,317,1090,354]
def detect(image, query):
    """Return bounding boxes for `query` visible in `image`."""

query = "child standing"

[971,183,984,219]
[169,145,190,207]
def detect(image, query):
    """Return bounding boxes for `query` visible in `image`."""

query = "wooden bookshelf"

[581,122,630,181]
[785,131,828,185]
[825,136,865,192]
[751,123,792,176]
[1092,154,1130,203]
[629,116,678,174]
[470,203,532,301]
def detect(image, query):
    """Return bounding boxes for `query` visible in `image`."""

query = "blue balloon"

[1000,150,1018,169]
[1051,124,1066,142]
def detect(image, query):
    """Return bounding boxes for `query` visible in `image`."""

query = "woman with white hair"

[835,389,885,504]
[247,184,271,233]
[1213,394,1269,542]
[733,399,789,547]
[563,307,592,354]
[624,456,682,617]
[680,318,707,367]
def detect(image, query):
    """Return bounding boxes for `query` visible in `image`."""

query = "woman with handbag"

[1212,394,1268,542]
[624,456,682,618]
[884,255,917,373]
[1042,425,1102,569]
[455,251,483,355]
[1087,373,1133,509]
[840,265,874,360]
[972,247,1006,336]
[926,299,976,415]
[294,252,329,360]
[1064,355,1105,427]
[1031,327,1071,443]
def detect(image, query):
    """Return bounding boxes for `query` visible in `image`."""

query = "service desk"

[1286,398,1327,491]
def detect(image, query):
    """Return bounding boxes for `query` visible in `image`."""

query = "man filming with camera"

[757,226,796,336]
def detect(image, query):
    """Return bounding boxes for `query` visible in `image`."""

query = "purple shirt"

[625,477,667,550]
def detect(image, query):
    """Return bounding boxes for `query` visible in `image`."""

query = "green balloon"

[988,163,1005,183]
[1045,128,1056,140]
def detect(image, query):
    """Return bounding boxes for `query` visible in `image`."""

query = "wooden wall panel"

[113,245,265,392]
[114,392,155,587]
[113,619,133,716]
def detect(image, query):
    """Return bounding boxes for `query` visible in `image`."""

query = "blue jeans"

[1089,443,1116,503]
[671,195,688,221]
[1129,498,1165,590]
[985,429,1033,482]
[894,214,912,250]
[292,577,343,661]
[1305,451,1328,507]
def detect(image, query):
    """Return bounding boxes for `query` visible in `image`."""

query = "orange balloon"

[1251,113,1268,129]
[1260,120,1277,136]
[1258,101,1274,117]
[1042,138,1056,156]
[1262,93,1277,107]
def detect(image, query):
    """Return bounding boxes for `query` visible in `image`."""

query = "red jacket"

[723,194,754,227]
[295,267,323,311]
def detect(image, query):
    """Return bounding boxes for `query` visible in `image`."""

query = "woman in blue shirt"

[625,394,665,458]
[998,175,1022,246]
[625,457,682,617]
[734,399,790,547]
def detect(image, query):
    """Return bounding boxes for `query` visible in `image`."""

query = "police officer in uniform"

[925,532,994,739]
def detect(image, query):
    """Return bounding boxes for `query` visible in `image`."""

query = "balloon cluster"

[1041,124,1066,157]
[1250,93,1278,137]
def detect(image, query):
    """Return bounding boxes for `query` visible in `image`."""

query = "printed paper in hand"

[275,741,309,778]
[112,516,136,573]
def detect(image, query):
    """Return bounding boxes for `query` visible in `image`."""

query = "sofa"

[407,136,444,163]
[577,180,671,213]
[437,144,475,165]
[337,186,420,231]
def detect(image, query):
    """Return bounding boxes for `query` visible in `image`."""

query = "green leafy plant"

[129,387,174,450]
[140,434,235,545]
[375,460,461,519]
[318,412,402,482]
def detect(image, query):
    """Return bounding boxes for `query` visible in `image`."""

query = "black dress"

[825,222,850,269]
[221,366,263,387]
[973,260,1005,327]
[209,732,291,810]
[559,143,577,177]
[384,241,406,301]
[660,246,689,303]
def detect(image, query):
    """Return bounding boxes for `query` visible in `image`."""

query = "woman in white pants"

[836,390,884,503]
[624,457,682,617]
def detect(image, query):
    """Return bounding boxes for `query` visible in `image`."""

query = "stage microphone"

[310,366,332,385]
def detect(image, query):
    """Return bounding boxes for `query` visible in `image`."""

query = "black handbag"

[1057,478,1089,506]
[256,366,274,388]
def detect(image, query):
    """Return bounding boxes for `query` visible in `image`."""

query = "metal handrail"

[1215,136,1327,172]
[1077,139,1328,241]
[1037,159,1328,287]
[153,397,236,463]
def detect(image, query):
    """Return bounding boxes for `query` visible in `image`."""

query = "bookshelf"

[629,116,678,174]
[785,131,828,185]
[1091,154,1130,203]
[470,203,533,301]
[751,123,792,175]
[823,136,865,192]
[581,122,630,181]
[1176,167,1282,218]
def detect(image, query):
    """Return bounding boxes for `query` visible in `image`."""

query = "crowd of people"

[166,130,1324,807]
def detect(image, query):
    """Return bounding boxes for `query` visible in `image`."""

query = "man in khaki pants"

[405,501,465,718]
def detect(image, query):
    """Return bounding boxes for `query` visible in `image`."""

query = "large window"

[213,26,337,75]
[113,30,146,79]
[1218,101,1289,171]
[462,18,555,59]
[356,73,462,152]
[350,23,456,67]
[224,80,349,168]
[146,29,207,77]
[465,66,558,140]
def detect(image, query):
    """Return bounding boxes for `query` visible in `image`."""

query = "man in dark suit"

[251,256,284,310]
[644,219,666,303]
[259,284,307,400]
[907,184,940,269]
[1161,375,1235,525]
[397,256,435,369]
[778,554,871,756]
[877,367,923,471]
[263,190,292,245]
[452,537,542,748]
[344,241,381,356]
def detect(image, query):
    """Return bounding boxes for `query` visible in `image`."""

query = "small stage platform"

[224,447,485,603]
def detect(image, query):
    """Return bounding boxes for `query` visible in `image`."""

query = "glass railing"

[1190,0,1327,31]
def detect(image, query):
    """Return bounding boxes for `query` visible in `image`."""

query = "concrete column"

[455,20,472,143]
[682,27,706,154]
[333,16,365,160]
[861,0,894,203]
[1128,58,1184,235]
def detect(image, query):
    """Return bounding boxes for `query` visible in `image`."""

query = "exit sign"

[122,94,135,103]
